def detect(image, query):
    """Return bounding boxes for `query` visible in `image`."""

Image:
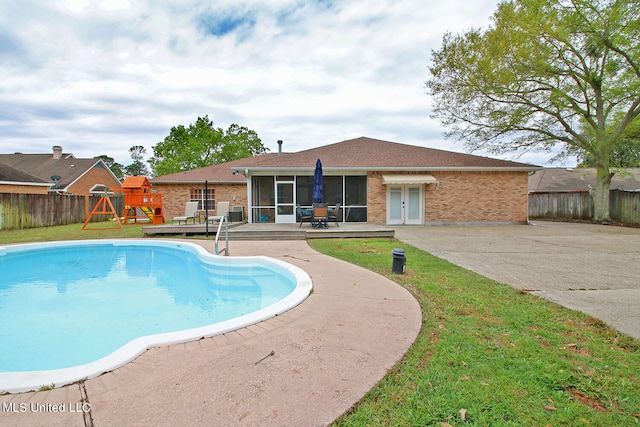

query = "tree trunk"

[591,168,613,222]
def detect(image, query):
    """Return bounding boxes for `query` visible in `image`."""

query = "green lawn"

[0,222,145,244]
[308,239,640,427]
[2,226,638,425]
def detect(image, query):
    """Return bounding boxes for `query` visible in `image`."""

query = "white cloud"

[0,0,574,168]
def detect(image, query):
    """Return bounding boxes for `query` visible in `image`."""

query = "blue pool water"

[0,240,303,373]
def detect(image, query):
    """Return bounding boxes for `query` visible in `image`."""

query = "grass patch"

[309,238,640,426]
[0,222,145,244]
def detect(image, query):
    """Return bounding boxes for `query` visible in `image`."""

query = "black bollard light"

[391,248,406,274]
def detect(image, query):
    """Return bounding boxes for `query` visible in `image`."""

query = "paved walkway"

[394,221,640,339]
[0,240,422,427]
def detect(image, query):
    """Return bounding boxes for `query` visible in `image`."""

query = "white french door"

[387,185,423,225]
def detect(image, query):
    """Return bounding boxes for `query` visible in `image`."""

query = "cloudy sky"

[0,0,574,169]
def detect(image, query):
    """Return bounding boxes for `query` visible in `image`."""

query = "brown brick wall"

[424,171,528,223]
[68,167,122,196]
[367,171,529,224]
[152,183,247,220]
[367,172,386,223]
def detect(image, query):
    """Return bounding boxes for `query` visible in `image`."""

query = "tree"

[149,116,268,176]
[95,155,125,180]
[577,117,640,167]
[426,0,640,221]
[125,145,150,176]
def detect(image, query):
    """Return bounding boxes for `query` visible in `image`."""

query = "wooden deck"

[142,222,395,240]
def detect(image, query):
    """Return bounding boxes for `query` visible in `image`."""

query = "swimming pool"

[0,239,312,393]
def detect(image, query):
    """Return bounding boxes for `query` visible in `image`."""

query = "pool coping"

[0,239,422,426]
[0,239,313,394]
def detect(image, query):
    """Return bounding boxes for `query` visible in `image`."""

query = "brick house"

[150,155,280,221]
[152,137,540,225]
[0,146,122,195]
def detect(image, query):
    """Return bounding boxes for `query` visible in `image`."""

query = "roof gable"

[122,176,151,189]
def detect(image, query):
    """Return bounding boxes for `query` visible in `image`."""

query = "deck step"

[142,223,395,240]
[228,230,306,241]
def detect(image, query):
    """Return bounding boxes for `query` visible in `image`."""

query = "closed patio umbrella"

[313,159,323,204]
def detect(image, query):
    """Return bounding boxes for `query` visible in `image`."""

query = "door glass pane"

[277,183,293,204]
[277,206,294,215]
[390,187,402,220]
[407,187,420,220]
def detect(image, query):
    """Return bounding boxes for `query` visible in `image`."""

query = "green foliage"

[149,116,267,177]
[124,145,150,176]
[577,117,640,167]
[426,0,640,220]
[309,239,640,426]
[94,155,125,180]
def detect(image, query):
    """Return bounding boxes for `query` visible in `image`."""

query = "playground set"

[82,176,165,230]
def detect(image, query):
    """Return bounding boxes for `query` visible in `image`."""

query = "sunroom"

[247,174,367,224]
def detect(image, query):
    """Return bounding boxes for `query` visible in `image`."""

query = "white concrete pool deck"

[0,240,422,427]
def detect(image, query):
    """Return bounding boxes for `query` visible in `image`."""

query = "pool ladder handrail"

[214,215,229,256]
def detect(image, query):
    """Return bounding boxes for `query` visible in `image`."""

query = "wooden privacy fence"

[610,190,640,225]
[0,193,124,231]
[529,190,640,225]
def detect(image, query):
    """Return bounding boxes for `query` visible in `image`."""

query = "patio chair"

[206,201,230,223]
[327,203,341,227]
[297,204,313,228]
[172,201,199,224]
[312,203,328,229]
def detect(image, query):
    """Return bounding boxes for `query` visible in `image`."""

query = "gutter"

[233,166,543,175]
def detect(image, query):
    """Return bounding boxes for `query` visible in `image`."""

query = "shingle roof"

[0,161,47,183]
[235,137,539,170]
[150,153,282,183]
[150,137,540,183]
[529,168,640,193]
[0,153,109,189]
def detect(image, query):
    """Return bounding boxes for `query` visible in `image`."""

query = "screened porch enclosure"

[250,175,367,223]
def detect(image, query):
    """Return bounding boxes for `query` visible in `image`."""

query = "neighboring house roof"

[0,161,50,185]
[0,148,120,191]
[528,168,640,193]
[233,137,540,172]
[150,153,282,184]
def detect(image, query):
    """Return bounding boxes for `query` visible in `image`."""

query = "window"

[251,177,275,222]
[296,176,314,206]
[345,176,367,222]
[189,188,215,211]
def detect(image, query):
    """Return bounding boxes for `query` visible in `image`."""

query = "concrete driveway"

[394,221,640,339]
